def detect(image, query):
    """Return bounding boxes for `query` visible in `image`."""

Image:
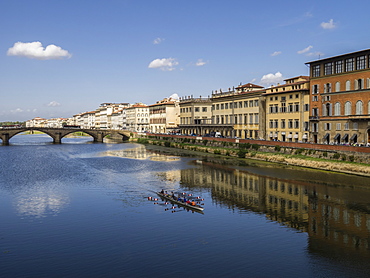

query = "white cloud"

[7,41,72,60]
[271,51,282,57]
[260,72,284,86]
[169,93,179,100]
[10,108,23,113]
[297,45,313,54]
[148,58,179,71]
[153,37,164,44]
[195,59,207,66]
[47,101,61,107]
[321,19,336,30]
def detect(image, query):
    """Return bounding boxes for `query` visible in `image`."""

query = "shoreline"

[134,138,370,178]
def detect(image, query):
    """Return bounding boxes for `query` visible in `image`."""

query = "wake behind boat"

[156,191,204,212]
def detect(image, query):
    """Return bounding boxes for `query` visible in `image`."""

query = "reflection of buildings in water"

[102,146,180,162]
[308,186,370,256]
[180,161,370,254]
[156,170,182,186]
[15,184,70,218]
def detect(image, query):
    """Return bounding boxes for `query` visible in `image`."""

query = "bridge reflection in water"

[0,127,130,145]
[176,160,370,261]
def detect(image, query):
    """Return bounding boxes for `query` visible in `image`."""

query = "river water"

[1,134,370,278]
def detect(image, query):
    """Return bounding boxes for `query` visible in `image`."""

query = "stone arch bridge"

[0,127,131,145]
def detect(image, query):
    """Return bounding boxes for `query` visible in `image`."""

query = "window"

[216,104,219,110]
[345,80,351,91]
[336,123,341,130]
[281,119,286,129]
[294,102,299,112]
[244,101,248,107]
[344,122,349,130]
[225,103,228,109]
[239,102,242,108]
[324,123,331,130]
[254,100,259,106]
[294,119,299,129]
[345,58,354,72]
[357,55,366,70]
[281,102,286,112]
[274,119,278,128]
[353,122,358,130]
[195,107,200,112]
[355,79,363,90]
[324,83,332,93]
[312,65,320,77]
[335,82,340,92]
[335,60,343,73]
[334,102,341,116]
[304,104,309,111]
[356,100,363,115]
[344,101,351,115]
[288,103,293,112]
[312,96,318,101]
[254,114,259,124]
[288,119,293,129]
[202,107,207,112]
[269,120,273,128]
[324,62,333,75]
[312,84,319,94]
[220,104,224,110]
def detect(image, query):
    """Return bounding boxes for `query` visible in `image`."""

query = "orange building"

[306,49,370,145]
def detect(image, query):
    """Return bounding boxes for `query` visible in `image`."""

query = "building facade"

[211,84,264,139]
[179,96,213,135]
[262,76,310,142]
[149,98,180,134]
[126,103,149,133]
[306,49,370,145]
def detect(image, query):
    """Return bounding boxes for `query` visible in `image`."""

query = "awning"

[350,134,357,141]
[281,132,286,135]
[287,134,292,138]
[294,134,299,138]
[302,134,308,139]
[323,133,330,140]
[334,134,340,140]
[342,134,348,141]
[274,133,278,138]
[269,133,273,137]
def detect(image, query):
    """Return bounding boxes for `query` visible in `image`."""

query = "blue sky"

[1,0,370,121]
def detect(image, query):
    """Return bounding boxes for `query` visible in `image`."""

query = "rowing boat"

[156,192,204,212]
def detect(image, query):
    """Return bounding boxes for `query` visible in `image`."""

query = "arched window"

[335,82,340,92]
[355,79,363,90]
[345,80,351,91]
[344,101,351,115]
[325,103,332,116]
[334,102,341,116]
[324,83,332,93]
[356,100,363,115]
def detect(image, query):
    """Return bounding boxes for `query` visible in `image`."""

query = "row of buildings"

[26,48,370,145]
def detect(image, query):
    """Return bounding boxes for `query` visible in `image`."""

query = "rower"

[160,189,164,194]
[191,200,196,206]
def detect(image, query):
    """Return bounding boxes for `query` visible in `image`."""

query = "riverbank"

[133,137,370,178]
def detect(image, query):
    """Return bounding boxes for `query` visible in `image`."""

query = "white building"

[126,103,149,132]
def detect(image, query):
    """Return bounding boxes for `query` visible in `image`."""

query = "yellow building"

[211,84,264,138]
[179,96,213,135]
[262,76,310,142]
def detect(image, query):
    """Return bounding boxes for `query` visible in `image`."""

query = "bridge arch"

[0,127,130,145]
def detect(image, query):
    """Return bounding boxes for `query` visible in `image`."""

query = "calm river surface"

[1,134,370,278]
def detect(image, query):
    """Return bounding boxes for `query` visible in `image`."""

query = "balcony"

[309,116,319,121]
